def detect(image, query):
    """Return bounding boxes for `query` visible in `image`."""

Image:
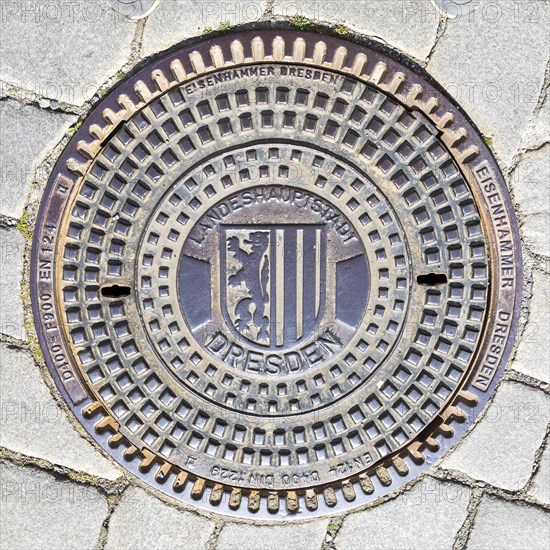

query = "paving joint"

[424,12,449,67]
[264,1,275,18]
[321,515,346,550]
[0,332,28,349]
[505,254,534,358]
[129,14,148,62]
[504,369,550,394]
[521,245,550,276]
[532,62,550,116]
[0,84,84,116]
[430,470,550,512]
[507,62,549,172]
[0,214,18,229]
[205,521,226,550]
[95,492,126,550]
[0,448,127,495]
[512,139,550,165]
[451,487,484,550]
[525,429,550,495]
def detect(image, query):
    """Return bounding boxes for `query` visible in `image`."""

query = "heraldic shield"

[221,225,326,349]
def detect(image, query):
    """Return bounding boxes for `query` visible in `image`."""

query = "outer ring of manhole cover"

[31,31,522,519]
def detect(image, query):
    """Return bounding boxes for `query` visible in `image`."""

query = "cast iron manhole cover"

[31,31,521,519]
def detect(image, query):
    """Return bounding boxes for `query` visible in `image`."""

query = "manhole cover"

[31,31,521,519]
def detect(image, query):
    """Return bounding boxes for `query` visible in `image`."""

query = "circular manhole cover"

[31,31,521,519]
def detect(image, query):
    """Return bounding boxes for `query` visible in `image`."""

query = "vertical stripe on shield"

[303,227,324,342]
[315,228,321,318]
[296,229,304,340]
[275,229,285,347]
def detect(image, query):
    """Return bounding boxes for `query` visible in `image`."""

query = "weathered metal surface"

[31,31,522,519]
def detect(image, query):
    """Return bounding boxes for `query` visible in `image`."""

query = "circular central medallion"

[31,31,522,519]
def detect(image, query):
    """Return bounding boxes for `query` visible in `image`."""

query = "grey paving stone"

[0,100,76,219]
[273,0,440,61]
[0,344,122,480]
[531,444,550,505]
[442,381,549,491]
[216,518,329,550]
[0,1,136,106]
[511,145,550,258]
[0,228,26,341]
[0,460,108,550]
[468,495,550,550]
[427,1,549,167]
[141,0,269,58]
[105,487,215,550]
[513,270,550,383]
[334,477,470,550]
[521,89,549,152]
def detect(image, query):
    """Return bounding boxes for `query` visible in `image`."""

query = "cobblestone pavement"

[0,1,549,549]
